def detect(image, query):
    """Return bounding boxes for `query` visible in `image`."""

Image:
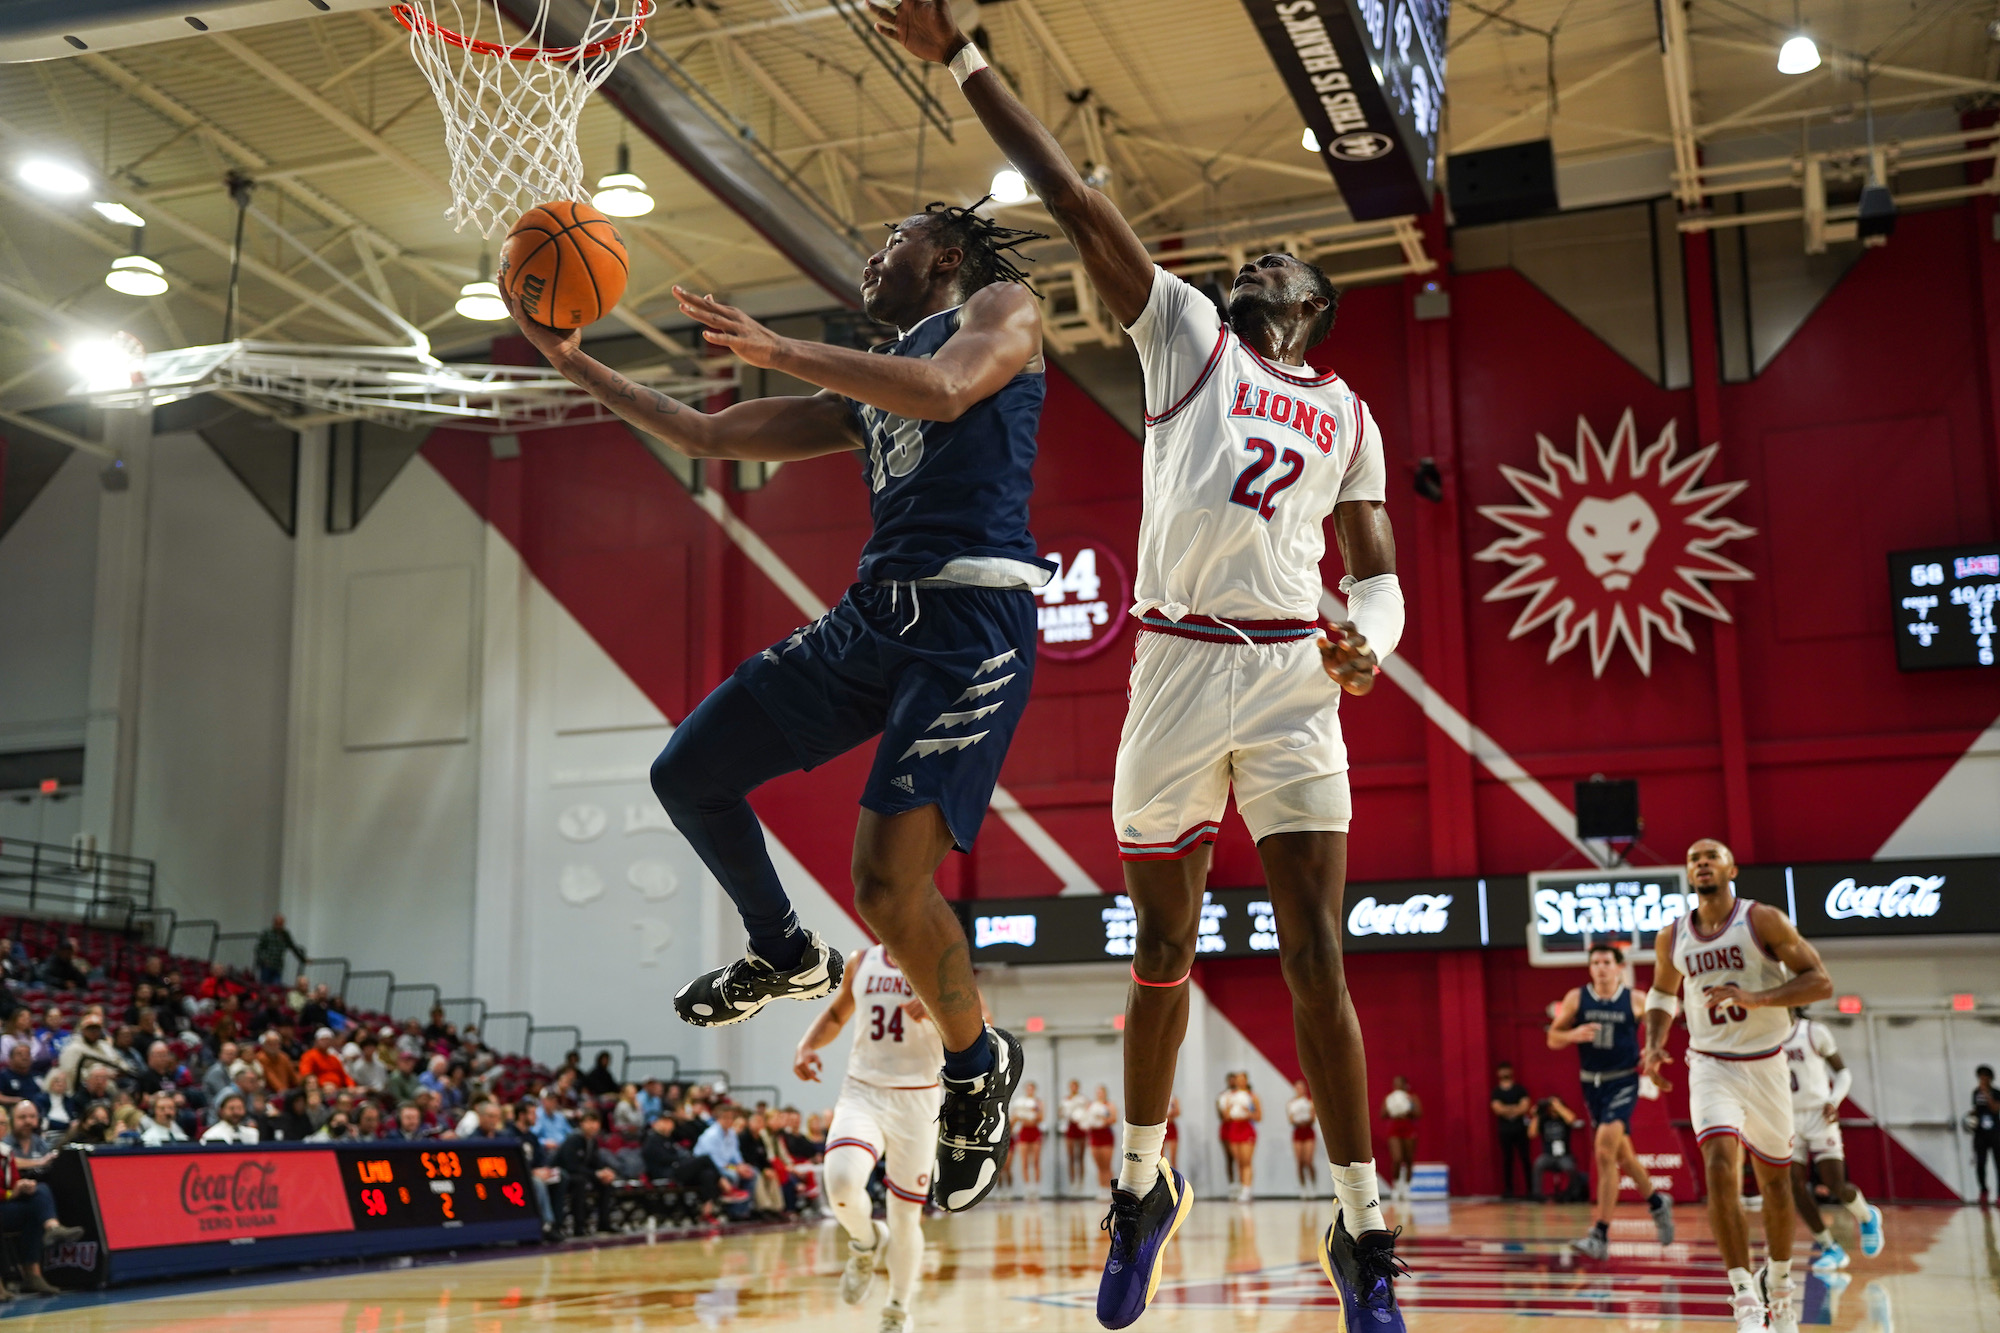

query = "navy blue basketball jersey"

[1577,985,1641,1073]
[846,304,1053,587]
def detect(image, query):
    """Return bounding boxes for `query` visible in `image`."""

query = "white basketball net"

[396,0,652,238]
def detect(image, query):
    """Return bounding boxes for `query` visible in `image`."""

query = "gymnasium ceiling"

[0,0,1994,399]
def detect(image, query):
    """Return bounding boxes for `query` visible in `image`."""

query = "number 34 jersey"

[1125,266,1388,623]
[846,944,945,1090]
[1668,897,1794,1058]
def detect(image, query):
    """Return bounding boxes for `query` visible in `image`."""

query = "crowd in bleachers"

[0,915,838,1258]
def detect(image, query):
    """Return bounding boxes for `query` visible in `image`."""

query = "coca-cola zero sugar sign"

[93,1151,354,1249]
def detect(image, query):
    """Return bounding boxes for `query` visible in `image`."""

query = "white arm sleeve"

[1338,572,1404,662]
[1644,989,1679,1017]
[1828,1066,1853,1109]
[1124,266,1225,423]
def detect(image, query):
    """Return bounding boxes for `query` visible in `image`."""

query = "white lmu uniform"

[826,946,945,1204]
[1113,267,1387,861]
[1783,1017,1845,1162]
[1669,898,1796,1164]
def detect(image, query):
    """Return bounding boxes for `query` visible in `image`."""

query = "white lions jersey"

[1669,898,1793,1058]
[1783,1018,1840,1109]
[846,945,944,1089]
[1124,266,1388,623]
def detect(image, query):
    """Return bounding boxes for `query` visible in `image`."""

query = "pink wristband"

[1131,965,1191,988]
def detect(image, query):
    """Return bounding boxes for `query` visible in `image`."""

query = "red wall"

[426,200,1998,1199]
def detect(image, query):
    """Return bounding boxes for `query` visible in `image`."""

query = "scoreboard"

[1892,543,2000,670]
[346,1146,536,1229]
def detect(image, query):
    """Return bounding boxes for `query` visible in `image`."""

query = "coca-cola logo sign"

[1036,540,1130,662]
[1823,875,1945,921]
[180,1160,282,1215]
[1347,894,1452,936]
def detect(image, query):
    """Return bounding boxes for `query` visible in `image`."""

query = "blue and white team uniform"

[1576,984,1643,1129]
[734,306,1051,848]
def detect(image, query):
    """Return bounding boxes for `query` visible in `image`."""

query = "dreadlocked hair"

[908,196,1049,299]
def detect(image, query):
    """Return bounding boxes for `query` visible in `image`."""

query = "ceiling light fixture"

[92,201,146,227]
[590,142,654,218]
[68,331,146,393]
[456,251,509,321]
[18,157,90,195]
[1302,127,1321,153]
[1777,33,1820,74]
[105,255,168,297]
[990,168,1029,205]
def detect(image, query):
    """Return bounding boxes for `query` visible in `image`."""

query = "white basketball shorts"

[1113,627,1351,860]
[1791,1105,1844,1163]
[825,1075,942,1205]
[1689,1049,1795,1166]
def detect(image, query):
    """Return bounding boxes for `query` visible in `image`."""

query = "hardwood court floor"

[14,1199,1999,1331]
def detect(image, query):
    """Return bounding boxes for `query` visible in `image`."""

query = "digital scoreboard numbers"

[346,1146,534,1230]
[1892,544,2000,671]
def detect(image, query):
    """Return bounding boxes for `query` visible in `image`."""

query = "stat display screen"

[344,1145,535,1229]
[1892,544,2000,671]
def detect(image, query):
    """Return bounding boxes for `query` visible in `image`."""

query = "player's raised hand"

[1318,622,1378,695]
[867,0,965,63]
[793,1044,823,1083]
[673,286,786,368]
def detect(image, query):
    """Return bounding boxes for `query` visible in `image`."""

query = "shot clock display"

[1891,543,2000,670]
[345,1145,536,1229]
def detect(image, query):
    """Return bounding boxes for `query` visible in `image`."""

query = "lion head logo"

[1475,411,1755,676]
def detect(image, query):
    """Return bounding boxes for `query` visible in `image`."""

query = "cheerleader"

[1217,1071,1261,1202]
[1059,1079,1087,1189]
[1086,1084,1118,1189]
[1009,1081,1046,1199]
[1288,1079,1317,1196]
[1382,1075,1421,1202]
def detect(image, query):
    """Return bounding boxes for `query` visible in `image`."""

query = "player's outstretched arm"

[675,283,1038,422]
[793,951,865,1082]
[506,298,861,462]
[1640,929,1682,1083]
[876,0,1154,328]
[1321,500,1399,694]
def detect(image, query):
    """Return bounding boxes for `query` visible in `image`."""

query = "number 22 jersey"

[1125,266,1388,623]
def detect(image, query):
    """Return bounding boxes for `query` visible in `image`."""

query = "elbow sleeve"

[1338,572,1405,662]
[1644,989,1679,1018]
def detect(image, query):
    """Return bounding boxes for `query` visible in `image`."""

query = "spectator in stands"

[309,1109,353,1142]
[384,1102,432,1141]
[299,985,333,1032]
[547,1067,581,1110]
[504,1100,560,1234]
[134,1041,183,1102]
[298,1028,353,1089]
[0,1045,44,1116]
[353,1031,393,1088]
[0,1012,35,1073]
[36,939,90,992]
[269,1089,317,1142]
[125,982,156,1028]
[142,1092,188,1145]
[532,1092,571,1155]
[1530,1095,1588,1203]
[355,1102,383,1139]
[419,1055,450,1096]
[39,1072,74,1135]
[394,1021,425,1061]
[33,1009,67,1070]
[638,1079,666,1124]
[583,1052,620,1098]
[206,993,247,1049]
[383,1049,422,1107]
[554,1107,617,1237]
[695,1106,758,1193]
[422,1008,452,1048]
[437,1064,470,1113]
[190,962,243,1017]
[255,1030,299,1093]
[75,1066,115,1117]
[112,1106,147,1146]
[254,915,306,987]
[642,1112,724,1209]
[56,1011,119,1087]
[738,1109,786,1214]
[202,1041,242,1104]
[0,1144,85,1296]
[110,1024,145,1077]
[612,1084,644,1134]
[59,1101,112,1147]
[5,1103,55,1177]
[456,1096,501,1139]
[413,1088,446,1131]
[200,1090,259,1144]
[133,1005,167,1049]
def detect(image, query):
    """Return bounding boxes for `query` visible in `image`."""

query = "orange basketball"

[499,200,629,329]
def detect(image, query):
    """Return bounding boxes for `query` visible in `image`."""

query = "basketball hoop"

[394,0,653,237]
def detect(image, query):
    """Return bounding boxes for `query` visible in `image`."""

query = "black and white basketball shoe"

[931,1026,1024,1212]
[673,930,843,1027]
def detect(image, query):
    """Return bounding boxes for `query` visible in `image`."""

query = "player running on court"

[879,6,1409,1326]
[1643,839,1832,1333]
[795,945,945,1333]
[507,201,1048,1213]
[1782,1006,1885,1270]
[1548,943,1675,1257]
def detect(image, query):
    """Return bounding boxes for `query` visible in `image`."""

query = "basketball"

[499,200,628,329]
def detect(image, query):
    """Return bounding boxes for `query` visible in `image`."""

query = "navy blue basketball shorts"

[733,582,1037,853]
[1582,1073,1640,1130]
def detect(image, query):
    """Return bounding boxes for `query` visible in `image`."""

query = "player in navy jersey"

[1548,943,1674,1257]
[505,200,1047,1214]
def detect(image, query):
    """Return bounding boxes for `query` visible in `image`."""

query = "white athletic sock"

[1728,1266,1758,1301]
[1843,1188,1871,1224]
[884,1195,924,1307]
[1768,1257,1793,1290]
[1331,1161,1385,1237]
[1117,1122,1167,1194]
[1812,1228,1834,1247]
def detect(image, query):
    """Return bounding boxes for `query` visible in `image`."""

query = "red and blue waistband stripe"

[1119,822,1222,861]
[1137,612,1320,643]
